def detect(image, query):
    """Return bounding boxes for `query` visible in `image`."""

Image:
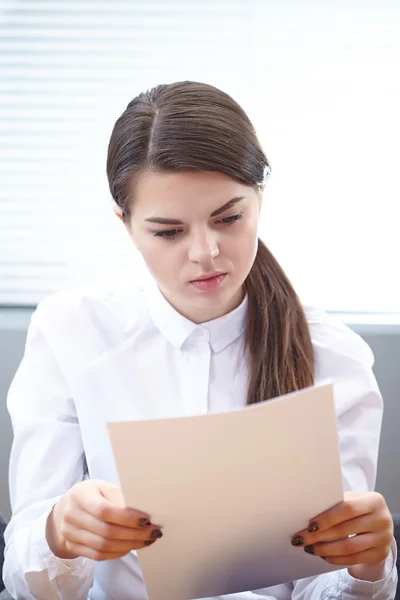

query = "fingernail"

[150,529,163,539]
[304,545,314,555]
[144,540,156,546]
[291,535,304,547]
[308,521,319,533]
[139,518,152,528]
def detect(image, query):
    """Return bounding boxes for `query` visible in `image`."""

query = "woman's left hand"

[291,491,394,581]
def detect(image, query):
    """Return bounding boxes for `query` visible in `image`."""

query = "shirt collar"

[145,278,248,353]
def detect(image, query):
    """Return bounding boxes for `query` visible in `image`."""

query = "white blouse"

[3,277,398,600]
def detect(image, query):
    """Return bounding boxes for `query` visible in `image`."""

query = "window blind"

[1,0,399,311]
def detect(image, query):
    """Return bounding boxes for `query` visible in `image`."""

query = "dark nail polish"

[150,529,163,540]
[291,535,304,547]
[304,545,314,555]
[144,540,156,546]
[308,521,319,533]
[139,518,152,528]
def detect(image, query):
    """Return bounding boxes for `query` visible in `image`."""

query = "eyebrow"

[144,196,245,225]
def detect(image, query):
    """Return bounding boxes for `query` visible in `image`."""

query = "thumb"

[95,480,126,508]
[90,480,152,524]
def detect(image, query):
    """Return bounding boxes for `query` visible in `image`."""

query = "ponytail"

[244,239,314,404]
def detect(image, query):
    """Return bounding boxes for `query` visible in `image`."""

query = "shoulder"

[31,277,150,351]
[303,306,381,417]
[303,305,375,371]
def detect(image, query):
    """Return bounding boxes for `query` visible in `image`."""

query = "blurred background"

[0,0,399,518]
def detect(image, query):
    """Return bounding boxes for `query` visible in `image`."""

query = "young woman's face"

[119,170,262,323]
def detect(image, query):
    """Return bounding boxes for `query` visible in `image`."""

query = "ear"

[113,204,139,248]
[257,186,264,215]
[113,204,124,222]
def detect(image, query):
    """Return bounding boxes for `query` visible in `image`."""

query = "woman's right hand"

[46,479,162,561]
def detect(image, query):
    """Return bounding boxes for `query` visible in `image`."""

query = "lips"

[189,273,227,291]
[190,272,226,283]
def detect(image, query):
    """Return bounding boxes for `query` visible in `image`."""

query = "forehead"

[130,169,253,216]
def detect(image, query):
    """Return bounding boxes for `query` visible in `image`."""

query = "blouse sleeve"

[3,301,96,600]
[290,312,398,600]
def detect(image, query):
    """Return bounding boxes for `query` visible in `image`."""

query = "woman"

[3,81,397,599]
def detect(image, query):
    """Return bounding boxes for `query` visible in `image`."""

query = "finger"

[303,492,383,535]
[309,532,376,558]
[64,539,152,562]
[99,482,153,524]
[293,513,375,547]
[97,481,127,506]
[80,499,153,530]
[322,547,387,567]
[63,510,160,543]
[73,481,153,529]
[63,525,160,556]
[65,527,137,554]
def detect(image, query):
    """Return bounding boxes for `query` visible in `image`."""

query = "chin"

[190,285,242,308]
[192,295,226,308]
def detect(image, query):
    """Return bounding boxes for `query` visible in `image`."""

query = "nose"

[187,230,219,264]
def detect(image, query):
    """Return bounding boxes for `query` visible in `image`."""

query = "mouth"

[189,272,227,291]
[191,272,226,282]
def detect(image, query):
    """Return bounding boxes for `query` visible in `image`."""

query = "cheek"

[227,223,258,264]
[139,240,182,282]
[128,227,183,285]
[141,243,165,268]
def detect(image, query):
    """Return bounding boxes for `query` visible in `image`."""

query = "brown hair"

[106,81,314,404]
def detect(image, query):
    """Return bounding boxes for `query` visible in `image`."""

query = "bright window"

[1,1,399,311]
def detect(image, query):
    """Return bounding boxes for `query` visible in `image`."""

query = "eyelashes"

[153,213,243,241]
[220,213,243,226]
[154,229,180,239]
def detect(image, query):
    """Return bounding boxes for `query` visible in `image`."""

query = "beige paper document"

[108,382,344,600]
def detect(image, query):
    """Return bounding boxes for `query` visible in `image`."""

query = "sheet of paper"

[108,382,344,600]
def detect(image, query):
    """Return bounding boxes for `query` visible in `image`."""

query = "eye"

[219,213,243,225]
[153,228,182,240]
